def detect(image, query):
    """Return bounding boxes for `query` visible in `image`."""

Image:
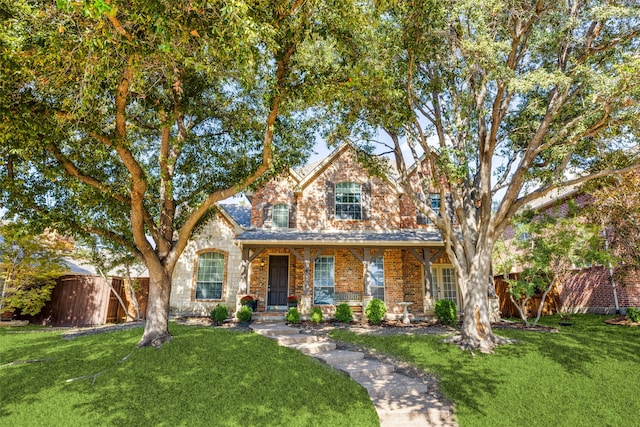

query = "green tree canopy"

[0,222,69,316]
[0,0,369,346]
[333,0,640,351]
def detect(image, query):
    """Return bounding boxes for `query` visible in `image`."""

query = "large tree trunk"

[137,267,172,347]
[447,246,503,353]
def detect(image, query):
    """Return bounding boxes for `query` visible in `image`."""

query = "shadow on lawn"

[500,316,640,376]
[1,325,377,426]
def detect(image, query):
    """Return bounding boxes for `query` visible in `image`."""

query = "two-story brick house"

[170,143,461,320]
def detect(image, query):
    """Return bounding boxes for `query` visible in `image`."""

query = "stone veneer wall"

[170,216,242,316]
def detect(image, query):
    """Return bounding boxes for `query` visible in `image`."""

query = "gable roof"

[218,204,252,228]
[295,142,352,191]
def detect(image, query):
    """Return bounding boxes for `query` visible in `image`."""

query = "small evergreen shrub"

[286,307,301,324]
[334,303,353,323]
[237,305,253,323]
[310,307,323,325]
[435,299,457,325]
[210,304,228,325]
[626,307,640,323]
[365,298,387,325]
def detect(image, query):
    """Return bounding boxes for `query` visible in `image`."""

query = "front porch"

[234,229,459,320]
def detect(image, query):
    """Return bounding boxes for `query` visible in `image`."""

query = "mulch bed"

[604,316,639,327]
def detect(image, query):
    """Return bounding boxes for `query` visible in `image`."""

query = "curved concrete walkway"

[250,323,457,427]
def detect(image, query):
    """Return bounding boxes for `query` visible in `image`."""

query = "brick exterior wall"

[559,266,640,314]
[246,247,430,316]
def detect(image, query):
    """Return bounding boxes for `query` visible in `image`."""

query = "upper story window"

[335,182,362,220]
[272,204,289,228]
[195,252,225,300]
[417,193,442,224]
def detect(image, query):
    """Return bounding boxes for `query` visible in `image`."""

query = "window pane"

[370,257,384,301]
[442,268,457,302]
[335,182,362,220]
[272,204,289,228]
[314,256,334,304]
[196,252,224,300]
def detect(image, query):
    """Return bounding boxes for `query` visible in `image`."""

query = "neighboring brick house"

[170,143,461,320]
[496,185,640,316]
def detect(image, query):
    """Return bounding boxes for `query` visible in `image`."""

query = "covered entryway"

[267,255,289,307]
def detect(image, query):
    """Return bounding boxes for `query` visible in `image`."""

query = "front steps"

[250,322,456,427]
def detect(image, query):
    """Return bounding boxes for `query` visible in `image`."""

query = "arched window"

[272,204,289,228]
[195,252,225,300]
[335,182,362,220]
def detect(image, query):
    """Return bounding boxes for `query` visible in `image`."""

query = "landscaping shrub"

[365,298,387,325]
[434,299,457,325]
[237,305,253,322]
[286,307,301,324]
[311,307,323,324]
[210,304,228,324]
[334,303,353,323]
[626,307,640,323]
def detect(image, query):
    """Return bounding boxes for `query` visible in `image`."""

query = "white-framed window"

[417,193,442,224]
[335,182,362,220]
[370,257,385,301]
[431,266,458,307]
[195,252,225,300]
[272,204,289,228]
[313,256,335,304]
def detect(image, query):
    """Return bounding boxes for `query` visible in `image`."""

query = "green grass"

[0,323,377,427]
[330,314,640,427]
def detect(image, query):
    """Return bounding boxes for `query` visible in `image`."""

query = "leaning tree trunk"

[137,267,173,348]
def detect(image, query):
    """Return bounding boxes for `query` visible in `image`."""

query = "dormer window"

[272,204,289,228]
[335,182,362,220]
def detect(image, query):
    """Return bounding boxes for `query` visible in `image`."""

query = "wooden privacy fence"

[494,275,560,319]
[24,275,149,327]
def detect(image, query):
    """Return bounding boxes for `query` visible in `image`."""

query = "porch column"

[423,248,434,315]
[237,247,250,314]
[408,247,435,315]
[236,247,263,314]
[300,247,312,315]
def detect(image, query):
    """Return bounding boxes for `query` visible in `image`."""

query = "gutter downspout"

[602,222,620,314]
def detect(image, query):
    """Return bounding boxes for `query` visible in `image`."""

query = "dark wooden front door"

[268,256,289,306]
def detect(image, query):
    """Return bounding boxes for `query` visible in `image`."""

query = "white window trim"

[313,256,335,305]
[272,203,289,228]
[195,252,225,300]
[431,265,460,308]
[335,182,362,220]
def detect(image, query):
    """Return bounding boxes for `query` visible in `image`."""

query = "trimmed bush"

[334,303,353,323]
[310,307,323,325]
[210,304,228,325]
[626,307,640,323]
[237,305,253,323]
[435,299,457,325]
[286,307,301,324]
[365,298,387,325]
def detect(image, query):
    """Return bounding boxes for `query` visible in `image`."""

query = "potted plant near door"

[240,295,258,312]
[287,294,299,308]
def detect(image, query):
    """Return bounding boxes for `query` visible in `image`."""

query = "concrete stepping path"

[250,322,457,426]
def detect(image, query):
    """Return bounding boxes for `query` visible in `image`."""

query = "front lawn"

[330,314,640,427]
[0,324,377,427]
